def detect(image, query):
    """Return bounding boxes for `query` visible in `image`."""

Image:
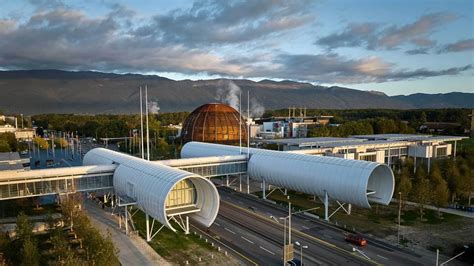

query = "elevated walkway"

[0,165,116,200]
[157,155,248,178]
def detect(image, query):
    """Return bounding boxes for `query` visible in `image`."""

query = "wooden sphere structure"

[181,103,247,145]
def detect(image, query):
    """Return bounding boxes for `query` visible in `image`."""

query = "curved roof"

[181,142,394,208]
[181,103,247,144]
[83,148,219,231]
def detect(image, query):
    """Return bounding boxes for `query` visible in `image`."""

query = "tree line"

[394,145,474,219]
[0,194,119,265]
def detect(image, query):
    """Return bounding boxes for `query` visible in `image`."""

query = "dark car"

[345,234,367,246]
[286,258,303,266]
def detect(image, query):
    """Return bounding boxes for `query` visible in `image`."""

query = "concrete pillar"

[246,174,250,194]
[324,190,329,221]
[146,213,150,241]
[454,141,457,159]
[262,179,266,199]
[185,216,190,235]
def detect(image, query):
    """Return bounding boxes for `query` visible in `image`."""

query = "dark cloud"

[316,12,456,51]
[405,48,429,55]
[0,8,245,75]
[134,0,314,45]
[249,54,472,84]
[0,3,470,85]
[437,39,474,53]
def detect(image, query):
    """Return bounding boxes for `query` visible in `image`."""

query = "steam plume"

[215,80,241,110]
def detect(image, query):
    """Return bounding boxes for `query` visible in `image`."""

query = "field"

[131,208,240,265]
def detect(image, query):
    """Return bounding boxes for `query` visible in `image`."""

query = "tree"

[430,165,449,217]
[396,168,412,210]
[412,167,430,220]
[60,193,83,231]
[0,140,11,152]
[33,137,49,150]
[20,237,39,266]
[15,212,33,241]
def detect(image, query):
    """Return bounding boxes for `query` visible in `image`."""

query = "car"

[286,258,303,266]
[345,234,367,246]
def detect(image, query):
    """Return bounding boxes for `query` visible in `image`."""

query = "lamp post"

[398,191,402,246]
[295,241,308,265]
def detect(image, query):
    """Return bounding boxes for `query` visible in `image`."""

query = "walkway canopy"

[83,148,219,231]
[182,142,394,208]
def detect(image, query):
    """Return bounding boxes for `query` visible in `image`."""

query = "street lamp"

[295,241,308,265]
[398,191,402,246]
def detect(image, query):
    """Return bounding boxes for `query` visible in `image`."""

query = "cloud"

[316,12,457,51]
[405,48,430,55]
[437,39,474,53]
[0,8,245,76]
[249,53,472,84]
[135,0,314,46]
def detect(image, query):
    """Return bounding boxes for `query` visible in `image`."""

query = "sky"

[0,0,472,95]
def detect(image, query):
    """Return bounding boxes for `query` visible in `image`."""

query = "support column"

[246,174,250,194]
[284,189,287,196]
[226,175,229,187]
[348,204,352,215]
[239,174,242,192]
[414,156,417,174]
[262,179,266,199]
[454,140,457,159]
[324,190,329,221]
[146,213,150,241]
[125,207,129,235]
[185,216,190,235]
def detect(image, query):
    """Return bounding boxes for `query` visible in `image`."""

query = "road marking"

[214,222,220,226]
[241,236,254,244]
[377,255,388,260]
[302,225,310,230]
[259,246,275,255]
[225,228,236,234]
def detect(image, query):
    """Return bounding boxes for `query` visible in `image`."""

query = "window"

[436,147,447,157]
[359,154,377,162]
[165,179,196,208]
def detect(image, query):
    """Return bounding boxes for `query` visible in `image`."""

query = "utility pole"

[140,87,144,159]
[146,85,150,161]
[398,192,402,246]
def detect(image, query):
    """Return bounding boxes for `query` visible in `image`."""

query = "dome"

[181,103,247,144]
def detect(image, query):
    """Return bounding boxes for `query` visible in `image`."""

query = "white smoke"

[215,80,241,110]
[250,97,265,118]
[148,100,160,114]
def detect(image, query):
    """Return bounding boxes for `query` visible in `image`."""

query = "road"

[84,200,170,266]
[217,187,434,266]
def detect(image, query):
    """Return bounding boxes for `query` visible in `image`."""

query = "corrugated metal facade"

[83,148,219,231]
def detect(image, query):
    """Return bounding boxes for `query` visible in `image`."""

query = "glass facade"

[165,179,196,208]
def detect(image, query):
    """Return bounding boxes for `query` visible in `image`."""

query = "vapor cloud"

[437,39,474,53]
[215,80,241,111]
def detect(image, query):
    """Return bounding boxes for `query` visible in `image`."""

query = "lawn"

[131,208,238,265]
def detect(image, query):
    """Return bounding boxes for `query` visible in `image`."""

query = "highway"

[216,187,432,265]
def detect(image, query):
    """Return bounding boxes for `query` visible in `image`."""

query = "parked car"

[345,234,367,246]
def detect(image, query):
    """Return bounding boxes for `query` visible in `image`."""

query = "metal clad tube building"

[181,142,394,208]
[83,148,219,231]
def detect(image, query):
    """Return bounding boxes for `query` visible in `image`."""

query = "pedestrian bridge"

[0,165,116,200]
[0,154,248,201]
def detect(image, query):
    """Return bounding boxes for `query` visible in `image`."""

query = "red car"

[345,234,367,246]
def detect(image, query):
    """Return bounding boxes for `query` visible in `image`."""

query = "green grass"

[131,208,219,265]
[255,189,461,237]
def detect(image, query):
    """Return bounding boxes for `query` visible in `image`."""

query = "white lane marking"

[225,228,236,234]
[214,222,220,226]
[259,246,276,255]
[377,255,389,260]
[302,225,310,230]
[241,236,254,244]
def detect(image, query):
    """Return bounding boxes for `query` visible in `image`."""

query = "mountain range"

[0,70,472,115]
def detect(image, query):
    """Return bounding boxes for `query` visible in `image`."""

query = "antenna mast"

[140,87,144,159]
[146,85,150,161]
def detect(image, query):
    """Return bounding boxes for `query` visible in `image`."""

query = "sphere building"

[181,103,247,145]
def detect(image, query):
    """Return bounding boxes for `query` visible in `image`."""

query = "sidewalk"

[83,200,170,266]
[393,199,474,219]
